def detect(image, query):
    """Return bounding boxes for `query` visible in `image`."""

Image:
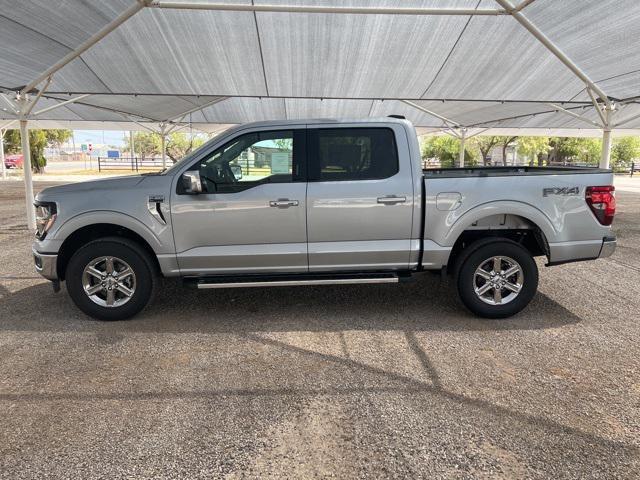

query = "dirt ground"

[0,178,639,479]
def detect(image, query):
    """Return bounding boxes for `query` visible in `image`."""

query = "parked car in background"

[32,118,617,321]
[4,154,23,169]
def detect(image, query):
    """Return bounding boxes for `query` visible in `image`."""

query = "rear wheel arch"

[445,213,550,273]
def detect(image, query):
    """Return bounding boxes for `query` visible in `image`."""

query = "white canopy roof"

[1,0,640,134]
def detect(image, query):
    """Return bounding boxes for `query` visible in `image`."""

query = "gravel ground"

[0,179,639,479]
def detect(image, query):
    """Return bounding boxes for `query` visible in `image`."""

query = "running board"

[189,273,404,289]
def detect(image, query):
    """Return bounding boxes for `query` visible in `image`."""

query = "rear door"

[305,124,415,271]
[171,129,308,275]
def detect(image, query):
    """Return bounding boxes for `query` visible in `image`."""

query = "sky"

[71,130,127,147]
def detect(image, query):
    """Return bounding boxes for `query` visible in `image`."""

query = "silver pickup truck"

[32,118,616,320]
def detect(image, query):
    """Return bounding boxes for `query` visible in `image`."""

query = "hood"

[36,175,146,201]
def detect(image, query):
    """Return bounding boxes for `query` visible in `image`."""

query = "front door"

[171,129,308,275]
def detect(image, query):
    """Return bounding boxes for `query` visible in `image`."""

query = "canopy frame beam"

[166,96,229,123]
[32,94,92,117]
[545,103,603,128]
[613,108,640,128]
[402,100,463,129]
[495,0,611,108]
[513,0,537,12]
[587,88,608,126]
[20,0,151,96]
[149,2,509,16]
[0,94,20,114]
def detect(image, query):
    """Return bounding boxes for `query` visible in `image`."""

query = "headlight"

[34,201,57,240]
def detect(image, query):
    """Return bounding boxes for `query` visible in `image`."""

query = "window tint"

[196,130,298,193]
[309,128,399,181]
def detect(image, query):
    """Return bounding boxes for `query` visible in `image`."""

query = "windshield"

[162,126,233,175]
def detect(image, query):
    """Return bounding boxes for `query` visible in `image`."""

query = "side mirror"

[230,164,243,180]
[182,170,202,194]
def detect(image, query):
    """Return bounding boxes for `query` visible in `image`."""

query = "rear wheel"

[456,239,538,318]
[66,237,156,320]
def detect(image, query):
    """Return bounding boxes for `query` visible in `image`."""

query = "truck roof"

[231,117,413,129]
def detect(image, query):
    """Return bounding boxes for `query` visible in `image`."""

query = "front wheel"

[66,237,156,320]
[456,239,538,319]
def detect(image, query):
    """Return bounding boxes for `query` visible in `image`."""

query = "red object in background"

[4,154,23,169]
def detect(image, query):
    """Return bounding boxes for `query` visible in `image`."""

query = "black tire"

[66,237,156,321]
[455,238,538,319]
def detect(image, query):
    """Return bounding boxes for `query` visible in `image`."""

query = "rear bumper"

[547,235,616,266]
[598,236,616,258]
[32,246,58,281]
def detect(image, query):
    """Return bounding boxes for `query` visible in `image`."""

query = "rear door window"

[308,128,399,181]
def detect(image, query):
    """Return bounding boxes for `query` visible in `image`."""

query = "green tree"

[548,137,601,165]
[472,136,500,166]
[496,136,518,166]
[4,129,72,173]
[166,132,206,163]
[46,129,73,149]
[123,131,160,160]
[611,136,640,171]
[273,137,293,150]
[422,135,477,167]
[123,131,206,163]
[517,136,550,166]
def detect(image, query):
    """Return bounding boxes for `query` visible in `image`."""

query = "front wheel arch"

[57,223,160,281]
[65,236,157,320]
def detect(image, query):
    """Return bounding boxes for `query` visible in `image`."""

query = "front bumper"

[32,246,58,280]
[599,236,616,258]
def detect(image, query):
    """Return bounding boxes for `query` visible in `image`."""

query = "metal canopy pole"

[458,128,467,168]
[600,106,613,169]
[601,128,612,169]
[19,119,36,230]
[0,130,6,180]
[130,130,135,164]
[158,124,168,169]
[161,133,167,169]
[10,78,52,230]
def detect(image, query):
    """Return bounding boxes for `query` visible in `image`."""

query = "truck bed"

[420,165,615,267]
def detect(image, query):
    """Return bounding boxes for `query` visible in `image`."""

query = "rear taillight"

[585,185,616,226]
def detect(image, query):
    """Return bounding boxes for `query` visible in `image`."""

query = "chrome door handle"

[269,199,299,208]
[377,195,407,205]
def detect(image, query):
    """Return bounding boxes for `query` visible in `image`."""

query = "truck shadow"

[0,273,581,334]
[2,279,637,478]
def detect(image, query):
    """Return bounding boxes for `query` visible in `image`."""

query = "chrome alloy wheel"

[473,256,524,306]
[82,256,136,307]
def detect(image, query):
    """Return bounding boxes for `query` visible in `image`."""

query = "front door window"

[197,130,297,193]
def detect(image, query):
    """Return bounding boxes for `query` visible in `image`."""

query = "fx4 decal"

[543,186,580,197]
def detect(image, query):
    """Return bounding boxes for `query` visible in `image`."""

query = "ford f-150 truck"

[32,118,616,320]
